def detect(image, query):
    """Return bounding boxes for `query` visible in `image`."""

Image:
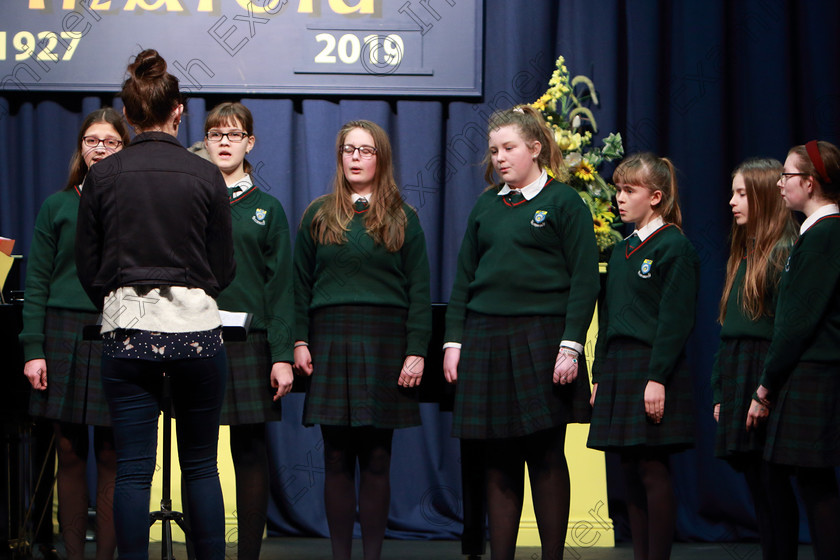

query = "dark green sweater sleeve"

[591,287,610,384]
[20,199,59,361]
[710,339,724,404]
[760,223,840,394]
[556,194,600,345]
[263,202,295,363]
[401,207,432,356]
[444,204,480,343]
[647,240,700,384]
[293,203,318,343]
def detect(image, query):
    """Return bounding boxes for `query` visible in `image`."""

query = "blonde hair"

[308,120,407,252]
[483,105,568,186]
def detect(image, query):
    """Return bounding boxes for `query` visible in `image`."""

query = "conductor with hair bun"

[76,49,235,560]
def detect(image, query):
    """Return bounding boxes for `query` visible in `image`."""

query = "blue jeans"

[101,351,227,560]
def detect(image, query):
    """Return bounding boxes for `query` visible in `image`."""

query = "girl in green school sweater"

[294,120,431,560]
[203,102,295,560]
[587,153,699,560]
[747,140,840,560]
[444,105,599,560]
[21,107,129,560]
[713,158,798,560]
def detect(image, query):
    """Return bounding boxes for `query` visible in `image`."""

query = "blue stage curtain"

[2,0,838,543]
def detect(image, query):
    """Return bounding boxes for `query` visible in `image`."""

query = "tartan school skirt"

[587,337,694,452]
[764,361,840,468]
[219,331,282,425]
[451,312,591,440]
[714,338,770,459]
[28,308,111,427]
[302,305,420,429]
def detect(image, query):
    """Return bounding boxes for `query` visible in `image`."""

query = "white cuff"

[559,340,583,355]
[443,342,462,350]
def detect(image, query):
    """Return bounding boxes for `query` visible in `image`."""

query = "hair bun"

[130,49,167,81]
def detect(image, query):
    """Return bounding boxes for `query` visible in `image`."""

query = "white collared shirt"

[800,203,840,234]
[229,174,254,199]
[497,169,549,200]
[629,216,666,242]
[351,192,372,203]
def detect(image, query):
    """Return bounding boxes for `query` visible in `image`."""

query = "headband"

[806,140,832,184]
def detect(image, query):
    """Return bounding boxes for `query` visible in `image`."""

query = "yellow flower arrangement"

[531,56,625,259]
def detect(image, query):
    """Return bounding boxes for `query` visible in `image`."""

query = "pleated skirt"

[302,305,420,429]
[451,312,591,440]
[764,361,840,468]
[587,338,694,451]
[714,338,769,459]
[29,308,111,426]
[219,331,282,425]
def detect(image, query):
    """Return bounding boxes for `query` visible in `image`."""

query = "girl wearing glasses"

[587,153,699,560]
[444,106,599,559]
[713,158,798,560]
[293,120,431,560]
[747,141,840,560]
[76,49,235,559]
[201,101,294,560]
[21,107,128,560]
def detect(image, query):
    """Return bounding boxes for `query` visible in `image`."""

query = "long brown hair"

[719,158,797,323]
[120,49,182,130]
[483,105,568,186]
[204,102,254,174]
[64,107,130,191]
[308,120,407,252]
[613,152,682,228]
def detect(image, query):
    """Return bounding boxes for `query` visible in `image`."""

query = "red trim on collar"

[229,186,257,205]
[501,178,554,207]
[625,223,674,259]
[74,185,82,197]
[796,214,840,244]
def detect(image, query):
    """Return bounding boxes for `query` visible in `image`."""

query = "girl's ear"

[650,189,663,207]
[530,140,542,160]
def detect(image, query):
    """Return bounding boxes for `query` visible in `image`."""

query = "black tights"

[791,466,840,560]
[230,423,270,560]
[321,425,393,560]
[729,455,798,560]
[484,426,570,560]
[619,449,675,560]
[54,422,117,560]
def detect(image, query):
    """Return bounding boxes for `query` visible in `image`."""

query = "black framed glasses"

[779,172,809,183]
[340,144,377,158]
[83,136,123,149]
[206,130,249,143]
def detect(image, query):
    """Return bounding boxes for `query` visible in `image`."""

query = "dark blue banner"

[2,0,483,96]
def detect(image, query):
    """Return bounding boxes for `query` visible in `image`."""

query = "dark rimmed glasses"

[340,144,377,159]
[83,136,123,149]
[206,130,249,143]
[779,172,809,183]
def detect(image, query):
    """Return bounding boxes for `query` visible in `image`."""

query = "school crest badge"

[531,210,548,228]
[252,208,267,226]
[638,258,653,278]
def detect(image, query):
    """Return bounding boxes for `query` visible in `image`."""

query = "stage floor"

[36,537,816,559]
